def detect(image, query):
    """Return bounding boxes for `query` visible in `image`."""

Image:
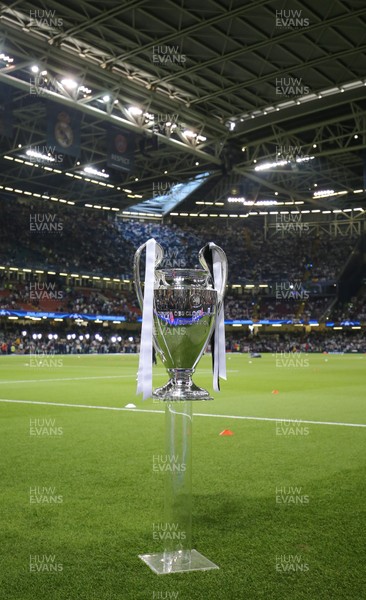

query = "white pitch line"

[0,398,365,428]
[0,375,135,385]
[0,370,239,385]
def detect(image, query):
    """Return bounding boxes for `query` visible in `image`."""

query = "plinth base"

[139,549,219,574]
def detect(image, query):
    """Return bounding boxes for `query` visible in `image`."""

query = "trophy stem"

[139,402,219,574]
[152,369,213,401]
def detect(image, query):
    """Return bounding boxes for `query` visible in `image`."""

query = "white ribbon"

[137,238,156,400]
[211,243,227,392]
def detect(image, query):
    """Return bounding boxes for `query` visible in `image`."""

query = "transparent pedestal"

[139,401,219,575]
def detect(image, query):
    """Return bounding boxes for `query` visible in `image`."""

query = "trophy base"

[139,549,219,575]
[153,369,212,401]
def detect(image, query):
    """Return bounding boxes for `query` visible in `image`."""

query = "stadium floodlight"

[254,159,288,171]
[128,106,143,116]
[82,166,109,179]
[183,130,196,138]
[26,149,55,162]
[313,189,334,197]
[31,65,39,73]
[61,78,78,90]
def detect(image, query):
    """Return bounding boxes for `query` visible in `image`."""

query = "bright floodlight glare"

[32,333,37,340]
[128,106,143,116]
[111,336,117,343]
[22,330,27,336]
[37,334,42,339]
[83,166,109,179]
[128,336,133,342]
[26,149,55,162]
[184,130,196,138]
[61,78,78,89]
[31,65,39,73]
[102,94,110,102]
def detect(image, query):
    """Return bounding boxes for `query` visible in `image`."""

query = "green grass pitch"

[0,353,365,600]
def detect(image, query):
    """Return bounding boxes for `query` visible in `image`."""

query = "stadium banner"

[0,309,126,322]
[106,126,135,172]
[47,103,80,157]
[0,83,13,138]
[3,309,360,327]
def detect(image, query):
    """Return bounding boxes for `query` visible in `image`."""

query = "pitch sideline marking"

[0,371,239,385]
[0,398,365,428]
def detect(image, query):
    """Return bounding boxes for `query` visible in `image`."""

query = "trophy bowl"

[134,242,227,401]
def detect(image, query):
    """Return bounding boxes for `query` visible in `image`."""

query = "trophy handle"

[198,243,228,309]
[133,240,164,310]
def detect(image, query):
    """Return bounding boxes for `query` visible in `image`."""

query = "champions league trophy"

[134,239,227,574]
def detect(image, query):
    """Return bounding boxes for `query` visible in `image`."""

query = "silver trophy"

[134,241,227,401]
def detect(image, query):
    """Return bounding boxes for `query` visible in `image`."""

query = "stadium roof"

[0,0,365,217]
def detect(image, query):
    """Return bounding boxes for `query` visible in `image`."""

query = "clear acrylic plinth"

[139,401,219,575]
[139,549,219,575]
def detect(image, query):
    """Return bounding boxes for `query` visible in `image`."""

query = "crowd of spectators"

[117,218,358,284]
[0,197,134,277]
[1,273,364,323]
[1,330,364,355]
[227,331,366,353]
[0,198,359,286]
